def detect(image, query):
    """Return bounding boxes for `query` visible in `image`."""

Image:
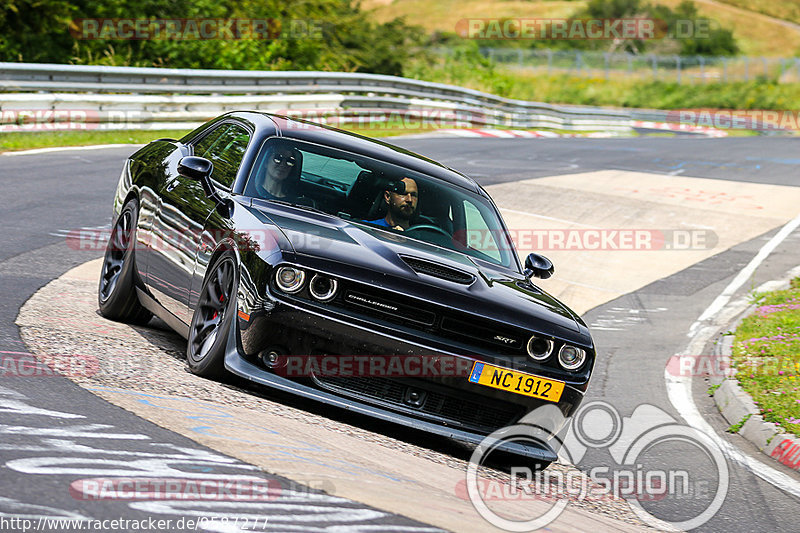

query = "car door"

[147,122,251,325]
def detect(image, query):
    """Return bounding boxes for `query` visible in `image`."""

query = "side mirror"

[524,253,554,279]
[178,156,213,182]
[178,156,225,211]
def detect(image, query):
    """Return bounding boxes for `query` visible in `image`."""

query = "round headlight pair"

[526,335,553,361]
[309,274,338,302]
[275,266,338,302]
[526,334,586,370]
[558,345,586,370]
[275,266,305,293]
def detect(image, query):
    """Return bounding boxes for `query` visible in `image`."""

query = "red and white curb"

[633,120,728,137]
[425,128,623,139]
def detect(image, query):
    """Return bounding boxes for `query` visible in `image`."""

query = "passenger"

[257,145,302,201]
[367,177,418,231]
[256,144,316,208]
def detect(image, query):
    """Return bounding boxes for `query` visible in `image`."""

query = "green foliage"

[732,280,800,437]
[555,0,739,55]
[0,0,425,75]
[727,413,752,433]
[411,52,800,110]
[670,1,738,56]
[0,0,76,62]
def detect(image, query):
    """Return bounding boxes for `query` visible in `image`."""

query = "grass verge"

[409,52,800,111]
[0,130,192,153]
[0,126,451,154]
[732,277,800,437]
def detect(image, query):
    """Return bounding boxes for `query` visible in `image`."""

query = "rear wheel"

[187,253,238,378]
[98,199,152,324]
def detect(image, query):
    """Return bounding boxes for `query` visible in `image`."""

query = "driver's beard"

[389,203,413,226]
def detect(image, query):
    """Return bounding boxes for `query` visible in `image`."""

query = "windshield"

[244,137,518,269]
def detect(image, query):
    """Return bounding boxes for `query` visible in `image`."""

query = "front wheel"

[97,199,152,324]
[187,253,238,378]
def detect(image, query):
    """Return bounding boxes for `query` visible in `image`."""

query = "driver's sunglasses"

[272,154,296,167]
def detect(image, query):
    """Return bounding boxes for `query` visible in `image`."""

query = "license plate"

[468,362,564,402]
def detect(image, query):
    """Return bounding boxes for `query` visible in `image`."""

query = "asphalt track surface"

[2,135,800,531]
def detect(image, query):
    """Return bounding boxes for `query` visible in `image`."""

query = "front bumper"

[228,298,586,460]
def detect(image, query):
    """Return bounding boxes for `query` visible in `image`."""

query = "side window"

[300,151,363,189]
[193,124,250,188]
[463,200,503,263]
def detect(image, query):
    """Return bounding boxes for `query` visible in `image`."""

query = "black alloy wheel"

[187,253,237,378]
[97,199,151,324]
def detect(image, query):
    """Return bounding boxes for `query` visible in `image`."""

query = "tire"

[186,252,238,378]
[98,199,152,324]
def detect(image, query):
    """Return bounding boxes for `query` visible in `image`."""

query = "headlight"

[526,335,553,361]
[275,266,305,293]
[558,344,586,370]
[309,274,338,302]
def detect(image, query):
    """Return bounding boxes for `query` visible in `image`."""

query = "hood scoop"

[400,255,475,284]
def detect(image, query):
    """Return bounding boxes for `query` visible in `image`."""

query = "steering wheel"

[404,224,451,238]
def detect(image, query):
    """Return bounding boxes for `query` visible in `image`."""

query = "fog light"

[275,266,305,293]
[526,335,553,361]
[309,274,338,302]
[558,344,586,370]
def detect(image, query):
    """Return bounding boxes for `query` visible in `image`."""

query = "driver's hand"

[393,225,404,231]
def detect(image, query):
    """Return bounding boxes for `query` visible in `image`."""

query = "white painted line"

[498,207,599,229]
[689,213,800,337]
[667,216,800,498]
[435,129,484,138]
[1,144,140,156]
[509,130,540,138]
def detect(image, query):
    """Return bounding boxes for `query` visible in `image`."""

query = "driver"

[367,177,418,231]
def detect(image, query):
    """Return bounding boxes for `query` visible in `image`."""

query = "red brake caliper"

[212,291,224,320]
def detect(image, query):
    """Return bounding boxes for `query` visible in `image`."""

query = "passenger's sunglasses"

[272,153,296,167]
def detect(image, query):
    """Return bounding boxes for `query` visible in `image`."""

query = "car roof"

[227,111,482,195]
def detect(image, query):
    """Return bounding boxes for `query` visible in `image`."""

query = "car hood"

[249,201,585,342]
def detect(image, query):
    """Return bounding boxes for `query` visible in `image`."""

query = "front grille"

[441,316,524,350]
[401,256,475,284]
[343,290,436,327]
[315,375,522,432]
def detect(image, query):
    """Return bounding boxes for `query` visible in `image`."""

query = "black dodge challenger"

[98,111,595,463]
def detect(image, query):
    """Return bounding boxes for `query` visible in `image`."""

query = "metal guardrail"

[0,62,632,132]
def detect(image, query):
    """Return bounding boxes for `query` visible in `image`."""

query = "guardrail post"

[744,56,749,81]
[651,54,657,79]
[604,53,610,80]
[547,49,553,75]
[676,55,681,83]
[762,56,768,79]
[722,57,728,83]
